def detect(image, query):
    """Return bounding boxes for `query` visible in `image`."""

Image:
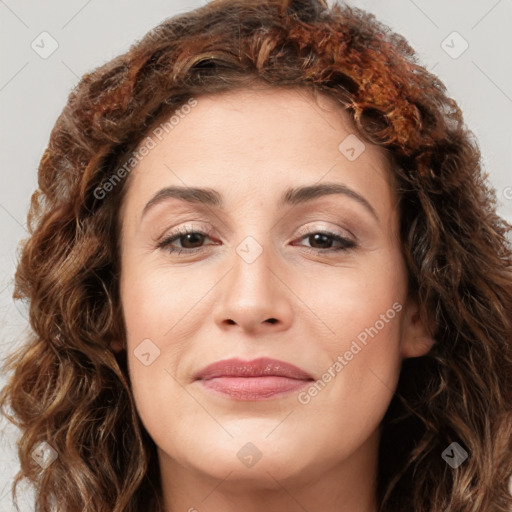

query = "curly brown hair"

[1,0,512,510]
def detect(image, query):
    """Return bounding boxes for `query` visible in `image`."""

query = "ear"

[111,340,125,353]
[400,296,435,359]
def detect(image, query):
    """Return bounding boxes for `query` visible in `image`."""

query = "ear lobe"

[400,299,436,359]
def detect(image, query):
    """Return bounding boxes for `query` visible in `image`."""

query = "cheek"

[121,266,175,334]
[308,248,406,347]
[294,294,403,464]
[120,240,408,470]
[296,249,406,417]
[119,267,189,434]
[120,261,204,362]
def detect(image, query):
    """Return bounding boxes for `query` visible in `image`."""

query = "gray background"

[1,0,511,509]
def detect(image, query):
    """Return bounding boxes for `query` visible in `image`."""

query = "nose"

[212,240,294,335]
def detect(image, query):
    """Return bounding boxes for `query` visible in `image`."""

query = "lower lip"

[198,376,312,400]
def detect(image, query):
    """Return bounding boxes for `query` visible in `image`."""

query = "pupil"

[310,233,332,248]
[182,233,203,248]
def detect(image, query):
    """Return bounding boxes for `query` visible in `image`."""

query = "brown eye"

[157,228,214,255]
[295,231,357,253]
[175,232,206,249]
[307,233,336,249]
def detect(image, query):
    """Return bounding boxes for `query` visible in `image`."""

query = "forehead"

[119,86,395,223]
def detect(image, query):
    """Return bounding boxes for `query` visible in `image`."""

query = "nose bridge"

[212,231,294,333]
[232,233,275,299]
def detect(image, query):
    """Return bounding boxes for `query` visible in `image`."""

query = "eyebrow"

[141,182,379,221]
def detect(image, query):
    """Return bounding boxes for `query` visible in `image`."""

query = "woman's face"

[118,86,431,489]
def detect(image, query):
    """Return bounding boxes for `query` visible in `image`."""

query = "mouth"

[193,357,315,401]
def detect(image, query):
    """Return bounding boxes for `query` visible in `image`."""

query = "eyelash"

[157,225,357,256]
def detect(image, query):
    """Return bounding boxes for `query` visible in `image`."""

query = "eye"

[293,230,357,253]
[157,226,357,256]
[157,226,215,255]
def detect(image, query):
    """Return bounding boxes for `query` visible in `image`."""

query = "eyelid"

[156,222,215,242]
[158,221,354,244]
[293,222,355,243]
[156,221,359,257]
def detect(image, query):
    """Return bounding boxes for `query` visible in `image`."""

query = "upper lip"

[193,357,314,381]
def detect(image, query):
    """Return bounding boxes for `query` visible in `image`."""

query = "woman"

[1,0,511,510]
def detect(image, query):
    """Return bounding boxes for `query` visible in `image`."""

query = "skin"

[116,86,433,512]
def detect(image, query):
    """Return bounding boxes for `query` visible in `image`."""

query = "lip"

[193,357,314,401]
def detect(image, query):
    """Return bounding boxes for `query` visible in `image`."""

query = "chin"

[159,427,317,482]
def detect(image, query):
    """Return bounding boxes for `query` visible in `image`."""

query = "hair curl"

[1,0,512,511]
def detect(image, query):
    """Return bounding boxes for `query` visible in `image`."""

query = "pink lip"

[193,357,314,401]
